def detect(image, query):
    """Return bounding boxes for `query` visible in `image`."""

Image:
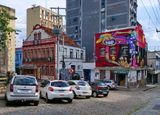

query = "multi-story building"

[95,24,147,88]
[147,51,160,84]
[0,4,16,74]
[22,24,85,80]
[15,48,23,74]
[66,0,137,61]
[27,5,63,37]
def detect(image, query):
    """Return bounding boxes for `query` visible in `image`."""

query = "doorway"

[116,74,126,86]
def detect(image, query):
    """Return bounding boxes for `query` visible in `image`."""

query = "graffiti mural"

[95,25,147,68]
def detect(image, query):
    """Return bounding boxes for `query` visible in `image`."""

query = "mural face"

[95,26,147,68]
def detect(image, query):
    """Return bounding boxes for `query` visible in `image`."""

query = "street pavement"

[0,84,159,115]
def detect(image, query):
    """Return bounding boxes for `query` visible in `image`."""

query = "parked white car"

[40,80,73,103]
[68,80,92,98]
[5,75,40,106]
[103,80,117,89]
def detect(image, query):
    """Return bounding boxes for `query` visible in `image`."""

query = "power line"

[148,0,160,26]
[140,0,158,30]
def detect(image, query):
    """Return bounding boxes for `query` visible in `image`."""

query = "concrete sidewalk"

[117,84,159,92]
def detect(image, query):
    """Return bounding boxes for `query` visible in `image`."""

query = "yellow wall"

[27,6,63,37]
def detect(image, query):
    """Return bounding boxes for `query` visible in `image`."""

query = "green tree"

[0,8,16,50]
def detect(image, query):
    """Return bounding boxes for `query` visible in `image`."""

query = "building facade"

[22,24,85,80]
[27,5,63,37]
[66,0,137,61]
[95,24,147,88]
[0,5,16,74]
[147,51,160,84]
[15,48,23,74]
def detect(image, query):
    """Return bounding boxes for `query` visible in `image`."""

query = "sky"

[1,0,160,51]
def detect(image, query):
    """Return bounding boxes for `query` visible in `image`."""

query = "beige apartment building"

[27,5,63,37]
[0,4,16,74]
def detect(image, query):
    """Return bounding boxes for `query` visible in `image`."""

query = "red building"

[22,24,57,80]
[95,24,147,87]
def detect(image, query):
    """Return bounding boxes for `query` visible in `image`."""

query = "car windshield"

[13,76,36,86]
[51,81,69,87]
[77,81,89,86]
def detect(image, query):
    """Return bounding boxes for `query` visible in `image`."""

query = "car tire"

[108,86,111,90]
[68,99,73,103]
[6,97,11,106]
[40,92,43,99]
[73,91,77,99]
[86,96,90,99]
[92,92,97,97]
[45,94,50,103]
[33,101,39,106]
[104,93,108,97]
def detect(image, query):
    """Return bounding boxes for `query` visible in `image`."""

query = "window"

[51,81,69,87]
[81,50,83,59]
[100,48,105,57]
[64,48,67,57]
[101,0,105,8]
[70,49,73,58]
[110,47,116,55]
[38,32,41,39]
[76,50,79,59]
[121,45,129,56]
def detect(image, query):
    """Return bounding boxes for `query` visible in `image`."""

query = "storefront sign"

[114,70,129,74]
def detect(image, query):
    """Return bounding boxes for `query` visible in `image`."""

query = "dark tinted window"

[77,81,88,86]
[51,81,69,87]
[68,81,76,85]
[13,77,36,86]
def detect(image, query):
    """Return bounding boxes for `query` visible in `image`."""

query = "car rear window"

[51,81,69,87]
[13,76,36,86]
[106,80,112,83]
[77,81,88,86]
[97,82,106,86]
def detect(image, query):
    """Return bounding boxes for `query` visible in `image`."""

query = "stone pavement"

[132,97,160,115]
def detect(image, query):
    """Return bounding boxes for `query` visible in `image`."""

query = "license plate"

[60,94,64,96]
[18,89,31,93]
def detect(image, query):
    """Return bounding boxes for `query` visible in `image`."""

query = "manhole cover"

[152,104,160,110]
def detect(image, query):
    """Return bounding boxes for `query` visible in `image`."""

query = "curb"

[142,86,158,91]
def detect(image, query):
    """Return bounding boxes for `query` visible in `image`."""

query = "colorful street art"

[95,25,147,68]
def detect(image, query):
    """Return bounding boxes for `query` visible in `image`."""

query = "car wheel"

[68,99,72,103]
[40,92,43,99]
[6,97,11,106]
[73,91,77,99]
[108,86,111,90]
[104,93,108,97]
[33,101,39,106]
[92,92,97,97]
[86,96,90,99]
[45,94,50,103]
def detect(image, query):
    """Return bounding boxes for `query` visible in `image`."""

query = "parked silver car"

[5,75,40,106]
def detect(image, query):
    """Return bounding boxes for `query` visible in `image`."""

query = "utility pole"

[51,7,66,80]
